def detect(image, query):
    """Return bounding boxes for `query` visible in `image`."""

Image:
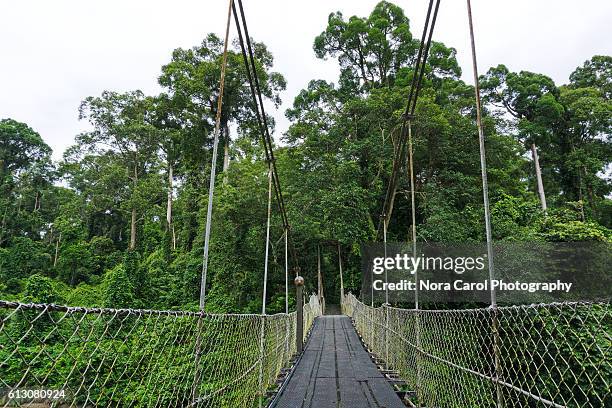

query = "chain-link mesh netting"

[0,295,321,407]
[343,293,610,408]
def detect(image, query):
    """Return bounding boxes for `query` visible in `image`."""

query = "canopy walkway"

[272,315,405,408]
[1,294,609,407]
[0,0,610,406]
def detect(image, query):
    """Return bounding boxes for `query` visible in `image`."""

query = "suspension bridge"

[0,293,609,407]
[1,0,610,407]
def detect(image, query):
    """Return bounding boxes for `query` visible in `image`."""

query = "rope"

[232,0,300,273]
[383,216,389,305]
[407,121,418,307]
[343,293,610,408]
[262,166,273,315]
[466,0,495,306]
[465,2,503,406]
[285,230,289,314]
[193,2,233,402]
[199,0,233,312]
[0,297,323,407]
[377,0,442,238]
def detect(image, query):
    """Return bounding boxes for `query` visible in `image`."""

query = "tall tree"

[314,1,418,90]
[158,33,286,175]
[0,119,53,246]
[569,55,612,99]
[481,65,564,210]
[76,91,161,251]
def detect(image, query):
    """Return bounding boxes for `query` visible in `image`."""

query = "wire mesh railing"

[0,295,321,407]
[343,293,610,408]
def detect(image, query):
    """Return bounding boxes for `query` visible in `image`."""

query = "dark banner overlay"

[361,242,611,305]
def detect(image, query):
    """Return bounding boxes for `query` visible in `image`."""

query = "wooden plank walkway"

[274,316,405,408]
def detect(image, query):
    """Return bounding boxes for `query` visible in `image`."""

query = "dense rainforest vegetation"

[1,1,610,314]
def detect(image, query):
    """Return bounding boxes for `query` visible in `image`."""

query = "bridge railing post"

[295,276,304,353]
[258,316,266,408]
[384,304,389,370]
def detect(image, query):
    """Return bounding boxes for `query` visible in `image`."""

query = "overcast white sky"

[1,0,611,160]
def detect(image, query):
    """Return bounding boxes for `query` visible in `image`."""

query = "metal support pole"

[317,245,324,315]
[295,276,304,353]
[258,317,266,408]
[382,215,389,369]
[408,121,418,309]
[408,119,422,405]
[370,261,374,308]
[466,0,496,316]
[257,165,273,408]
[199,0,233,312]
[262,165,272,315]
[385,305,389,369]
[369,263,374,348]
[337,242,344,309]
[285,229,289,314]
[466,1,503,406]
[193,1,233,403]
[383,215,389,305]
[284,223,290,368]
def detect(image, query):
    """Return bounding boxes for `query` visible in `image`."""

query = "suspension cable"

[404,0,435,115]
[199,0,233,312]
[262,165,273,315]
[408,121,418,307]
[466,2,503,407]
[235,0,287,222]
[377,0,441,238]
[232,0,300,272]
[285,229,289,314]
[466,0,495,305]
[193,2,234,402]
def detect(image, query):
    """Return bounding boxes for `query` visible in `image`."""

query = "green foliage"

[102,264,135,308]
[22,274,62,304]
[569,55,612,99]
[0,118,51,182]
[0,3,609,407]
[0,0,609,315]
[540,220,610,242]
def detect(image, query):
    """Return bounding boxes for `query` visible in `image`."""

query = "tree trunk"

[222,125,230,183]
[166,163,175,250]
[583,165,596,214]
[0,205,8,245]
[130,208,137,250]
[172,224,177,250]
[129,161,138,251]
[53,231,62,267]
[166,163,173,227]
[184,174,198,251]
[531,143,547,212]
[578,183,586,222]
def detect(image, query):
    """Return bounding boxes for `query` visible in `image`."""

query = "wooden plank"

[338,378,372,407]
[309,378,338,407]
[274,316,405,408]
[367,378,407,408]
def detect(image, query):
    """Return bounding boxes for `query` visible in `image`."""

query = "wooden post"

[317,246,324,315]
[295,276,304,353]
